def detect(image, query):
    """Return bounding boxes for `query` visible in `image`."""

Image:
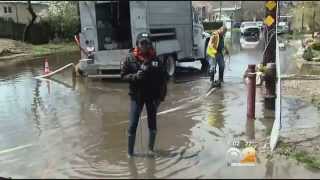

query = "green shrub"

[311,42,320,51]
[303,47,313,61]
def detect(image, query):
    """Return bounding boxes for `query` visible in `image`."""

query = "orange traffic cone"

[44,58,50,74]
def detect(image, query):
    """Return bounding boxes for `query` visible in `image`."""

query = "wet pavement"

[278,35,300,75]
[1,32,320,178]
[279,34,320,140]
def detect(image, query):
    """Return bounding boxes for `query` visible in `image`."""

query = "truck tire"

[165,54,176,76]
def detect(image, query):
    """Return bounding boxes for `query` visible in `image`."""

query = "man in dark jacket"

[121,32,169,158]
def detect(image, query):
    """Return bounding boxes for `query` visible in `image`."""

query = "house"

[193,1,266,22]
[194,6,208,22]
[0,1,48,24]
[239,1,265,21]
[212,7,241,22]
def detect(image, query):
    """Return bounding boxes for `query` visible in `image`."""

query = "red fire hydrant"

[247,64,256,120]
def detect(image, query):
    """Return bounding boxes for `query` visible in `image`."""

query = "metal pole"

[263,1,277,111]
[278,1,281,22]
[313,5,315,38]
[302,5,304,32]
[263,1,277,65]
[219,1,222,21]
[247,64,256,120]
[231,14,233,47]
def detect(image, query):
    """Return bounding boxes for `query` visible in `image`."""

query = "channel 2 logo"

[225,139,257,167]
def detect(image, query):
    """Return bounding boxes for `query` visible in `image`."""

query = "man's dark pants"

[208,53,225,82]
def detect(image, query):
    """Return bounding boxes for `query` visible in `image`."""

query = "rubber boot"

[148,130,157,157]
[128,133,136,158]
[214,80,221,88]
[219,76,224,83]
[210,75,214,82]
[210,75,218,89]
[219,70,224,83]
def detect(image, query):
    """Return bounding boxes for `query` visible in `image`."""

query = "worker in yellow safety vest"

[206,26,229,88]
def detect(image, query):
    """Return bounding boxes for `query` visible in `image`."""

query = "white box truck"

[78,1,211,78]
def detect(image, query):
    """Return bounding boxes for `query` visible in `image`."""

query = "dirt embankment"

[0,38,31,57]
[0,38,80,67]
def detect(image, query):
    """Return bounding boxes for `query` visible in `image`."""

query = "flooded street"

[1,32,319,178]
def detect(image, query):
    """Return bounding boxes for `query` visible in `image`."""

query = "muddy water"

[1,34,319,178]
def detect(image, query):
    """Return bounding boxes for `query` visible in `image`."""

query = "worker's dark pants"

[208,53,225,81]
[128,98,158,136]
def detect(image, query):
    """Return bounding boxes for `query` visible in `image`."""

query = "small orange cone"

[44,58,50,74]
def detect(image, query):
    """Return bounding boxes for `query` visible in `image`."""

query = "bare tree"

[23,0,37,42]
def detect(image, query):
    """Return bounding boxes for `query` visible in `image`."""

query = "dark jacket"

[120,49,169,101]
[217,34,225,54]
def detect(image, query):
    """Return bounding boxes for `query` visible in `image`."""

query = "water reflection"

[31,79,44,136]
[265,159,274,178]
[145,158,157,178]
[128,158,139,178]
[246,118,255,140]
[207,89,225,130]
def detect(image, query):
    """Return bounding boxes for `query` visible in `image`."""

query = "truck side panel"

[147,1,193,59]
[147,1,192,25]
[130,1,192,59]
[130,1,149,48]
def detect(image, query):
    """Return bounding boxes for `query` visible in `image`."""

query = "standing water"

[1,33,319,178]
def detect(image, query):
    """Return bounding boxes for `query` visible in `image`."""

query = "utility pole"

[278,1,281,22]
[230,12,233,46]
[263,1,277,65]
[313,3,316,38]
[263,1,277,110]
[302,5,304,32]
[219,1,222,21]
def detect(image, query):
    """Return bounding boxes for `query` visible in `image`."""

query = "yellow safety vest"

[206,31,220,58]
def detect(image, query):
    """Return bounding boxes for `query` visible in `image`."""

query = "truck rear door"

[130,1,148,48]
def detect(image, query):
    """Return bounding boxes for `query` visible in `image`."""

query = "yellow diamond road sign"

[264,15,275,27]
[265,1,276,11]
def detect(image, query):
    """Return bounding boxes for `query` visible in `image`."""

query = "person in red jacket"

[121,32,169,158]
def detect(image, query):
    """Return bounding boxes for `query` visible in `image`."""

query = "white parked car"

[240,21,259,35]
[256,21,263,30]
[277,22,289,34]
[240,26,260,49]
